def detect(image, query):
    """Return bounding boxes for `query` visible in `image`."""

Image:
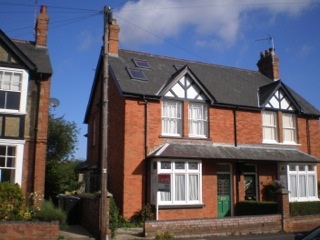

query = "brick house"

[0,6,52,196]
[84,20,320,220]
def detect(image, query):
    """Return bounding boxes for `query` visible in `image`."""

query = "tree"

[45,113,81,200]
[46,114,79,161]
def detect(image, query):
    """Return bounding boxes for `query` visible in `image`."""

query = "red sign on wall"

[158,174,170,192]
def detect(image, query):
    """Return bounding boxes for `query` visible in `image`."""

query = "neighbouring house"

[0,6,52,197]
[84,19,320,220]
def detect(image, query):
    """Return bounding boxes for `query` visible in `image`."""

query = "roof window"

[127,68,147,81]
[133,58,151,69]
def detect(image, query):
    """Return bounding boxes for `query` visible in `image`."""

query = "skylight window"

[127,68,147,81]
[133,59,151,69]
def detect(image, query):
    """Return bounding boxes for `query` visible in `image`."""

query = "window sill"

[262,141,301,147]
[160,135,212,141]
[158,203,205,209]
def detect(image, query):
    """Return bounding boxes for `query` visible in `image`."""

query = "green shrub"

[35,200,67,226]
[290,201,320,216]
[155,232,174,240]
[236,201,278,216]
[0,182,24,220]
[109,198,120,238]
[263,180,284,201]
[132,204,155,226]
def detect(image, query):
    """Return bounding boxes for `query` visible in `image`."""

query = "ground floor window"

[244,164,257,201]
[287,164,318,201]
[0,142,23,185]
[151,159,202,205]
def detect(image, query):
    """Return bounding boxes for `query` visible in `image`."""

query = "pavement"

[59,225,302,240]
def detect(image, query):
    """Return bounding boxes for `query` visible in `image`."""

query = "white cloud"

[114,0,317,48]
[77,31,94,51]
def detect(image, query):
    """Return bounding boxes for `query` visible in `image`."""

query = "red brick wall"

[145,215,282,239]
[22,77,51,197]
[105,93,320,219]
[285,214,320,233]
[0,221,59,240]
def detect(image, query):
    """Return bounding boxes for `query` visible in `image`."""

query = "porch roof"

[148,143,320,163]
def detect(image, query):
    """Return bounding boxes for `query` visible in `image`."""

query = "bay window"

[151,160,202,205]
[288,164,317,201]
[0,144,23,185]
[0,68,28,113]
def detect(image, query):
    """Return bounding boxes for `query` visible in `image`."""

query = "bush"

[132,204,155,226]
[109,198,120,238]
[34,200,67,226]
[263,180,284,201]
[0,182,24,220]
[290,201,320,216]
[236,201,278,216]
[155,232,174,240]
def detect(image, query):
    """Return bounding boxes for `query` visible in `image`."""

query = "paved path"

[60,226,303,240]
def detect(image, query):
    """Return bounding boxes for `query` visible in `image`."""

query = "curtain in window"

[282,114,296,142]
[189,175,198,200]
[298,175,307,197]
[308,175,316,197]
[175,175,185,201]
[262,111,277,141]
[162,101,181,135]
[289,175,297,198]
[189,103,207,136]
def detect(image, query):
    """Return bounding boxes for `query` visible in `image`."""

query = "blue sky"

[1,0,320,160]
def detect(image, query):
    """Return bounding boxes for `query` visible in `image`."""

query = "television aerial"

[49,98,60,108]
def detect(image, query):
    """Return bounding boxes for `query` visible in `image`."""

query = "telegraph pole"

[101,5,111,240]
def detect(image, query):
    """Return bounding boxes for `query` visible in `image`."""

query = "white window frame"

[288,164,318,202]
[0,140,24,186]
[0,67,28,114]
[282,113,297,144]
[151,159,202,206]
[188,103,208,138]
[161,100,182,136]
[262,111,278,143]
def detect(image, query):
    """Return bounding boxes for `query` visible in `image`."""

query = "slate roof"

[13,40,53,75]
[149,142,320,163]
[0,29,52,75]
[108,49,320,116]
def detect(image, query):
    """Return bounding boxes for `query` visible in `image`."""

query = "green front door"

[217,173,231,217]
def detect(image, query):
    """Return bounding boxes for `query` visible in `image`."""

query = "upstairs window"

[162,100,182,136]
[0,68,28,113]
[262,111,278,143]
[282,113,296,143]
[188,103,208,137]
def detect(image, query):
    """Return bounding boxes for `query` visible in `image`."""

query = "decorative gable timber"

[157,65,215,103]
[0,29,36,71]
[259,80,302,113]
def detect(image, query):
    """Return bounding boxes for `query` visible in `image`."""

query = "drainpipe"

[233,108,238,147]
[33,78,41,194]
[143,96,149,204]
[306,118,311,154]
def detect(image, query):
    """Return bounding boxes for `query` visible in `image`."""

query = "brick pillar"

[276,189,290,232]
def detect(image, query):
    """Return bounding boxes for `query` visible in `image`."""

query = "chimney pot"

[40,5,47,14]
[257,48,280,81]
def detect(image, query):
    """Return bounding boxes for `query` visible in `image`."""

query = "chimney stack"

[257,48,280,81]
[35,5,49,47]
[108,19,120,56]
